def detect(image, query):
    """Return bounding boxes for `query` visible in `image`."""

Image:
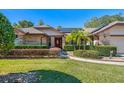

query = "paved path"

[69,56,124,66]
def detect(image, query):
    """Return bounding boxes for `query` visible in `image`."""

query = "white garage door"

[110,37,124,53]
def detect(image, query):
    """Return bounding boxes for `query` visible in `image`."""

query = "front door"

[55,37,62,48]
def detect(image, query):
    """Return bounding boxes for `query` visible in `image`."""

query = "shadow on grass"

[0,70,81,83]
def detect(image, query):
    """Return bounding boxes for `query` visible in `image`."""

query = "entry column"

[50,36,55,47]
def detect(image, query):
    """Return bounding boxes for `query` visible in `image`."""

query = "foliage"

[65,29,92,50]
[14,45,48,49]
[84,13,124,28]
[74,50,99,59]
[64,45,93,51]
[38,19,44,25]
[13,20,34,28]
[5,48,61,58]
[95,45,117,56]
[65,29,78,50]
[64,45,75,51]
[56,26,62,30]
[76,29,92,50]
[0,12,15,55]
[13,23,21,28]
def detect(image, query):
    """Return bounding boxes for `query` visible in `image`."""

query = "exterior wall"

[98,31,111,45]
[23,34,48,45]
[42,36,48,45]
[110,25,124,35]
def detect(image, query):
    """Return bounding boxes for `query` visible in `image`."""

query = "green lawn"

[0,58,124,83]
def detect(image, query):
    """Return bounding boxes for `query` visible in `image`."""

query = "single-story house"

[15,25,65,48]
[15,21,124,54]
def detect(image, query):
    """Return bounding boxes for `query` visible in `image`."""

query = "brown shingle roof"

[17,27,44,34]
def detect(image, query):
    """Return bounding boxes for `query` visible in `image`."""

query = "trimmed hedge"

[0,48,61,58]
[14,45,48,49]
[64,45,94,51]
[74,50,99,59]
[95,46,117,56]
[64,45,74,51]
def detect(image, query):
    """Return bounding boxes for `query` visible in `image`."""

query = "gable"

[15,29,25,36]
[110,25,124,35]
[92,22,124,35]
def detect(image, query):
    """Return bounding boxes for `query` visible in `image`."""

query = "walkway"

[69,56,124,66]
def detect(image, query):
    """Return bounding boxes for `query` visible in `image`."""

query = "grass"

[0,58,124,82]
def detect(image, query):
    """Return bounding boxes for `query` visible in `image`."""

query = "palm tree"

[66,29,92,50]
[65,29,78,50]
[77,29,92,50]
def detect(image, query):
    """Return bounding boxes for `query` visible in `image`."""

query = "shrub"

[0,48,61,58]
[8,49,49,57]
[95,45,117,56]
[75,45,95,50]
[74,50,99,59]
[64,45,75,51]
[49,47,61,57]
[14,45,48,49]
[64,45,94,51]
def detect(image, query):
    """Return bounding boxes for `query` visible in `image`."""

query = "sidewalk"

[69,56,124,66]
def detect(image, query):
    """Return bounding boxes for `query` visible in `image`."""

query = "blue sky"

[0,9,124,28]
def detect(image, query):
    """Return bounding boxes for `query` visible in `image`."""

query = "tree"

[0,12,15,55]
[46,24,50,27]
[56,26,62,30]
[38,19,44,26]
[76,30,91,50]
[65,29,91,50]
[84,13,124,28]
[18,20,34,28]
[13,22,21,28]
[65,29,78,50]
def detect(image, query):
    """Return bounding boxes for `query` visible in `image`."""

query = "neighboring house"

[88,21,124,54]
[15,25,65,48]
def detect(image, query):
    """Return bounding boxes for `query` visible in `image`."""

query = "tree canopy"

[84,13,124,28]
[38,19,44,26]
[56,26,62,30]
[0,12,15,54]
[13,20,34,28]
